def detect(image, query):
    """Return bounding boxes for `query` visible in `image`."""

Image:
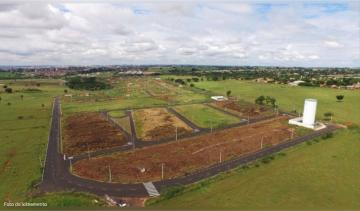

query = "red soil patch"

[211,99,271,118]
[63,112,128,156]
[74,116,298,183]
[0,148,16,175]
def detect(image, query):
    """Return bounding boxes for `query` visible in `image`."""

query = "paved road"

[40,97,338,197]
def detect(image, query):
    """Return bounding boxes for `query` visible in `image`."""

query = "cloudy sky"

[0,1,359,67]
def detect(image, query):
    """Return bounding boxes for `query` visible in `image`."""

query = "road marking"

[143,182,160,197]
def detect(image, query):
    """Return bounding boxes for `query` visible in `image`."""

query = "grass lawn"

[29,192,105,208]
[148,128,360,209]
[194,80,360,125]
[173,104,240,128]
[0,79,108,206]
[108,110,125,117]
[0,80,64,202]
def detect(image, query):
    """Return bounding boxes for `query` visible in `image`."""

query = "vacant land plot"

[145,79,208,103]
[173,104,240,128]
[63,112,128,156]
[210,99,273,119]
[133,108,193,141]
[73,116,297,183]
[112,116,132,135]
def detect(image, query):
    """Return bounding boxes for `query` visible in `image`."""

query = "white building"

[288,99,326,130]
[211,96,228,101]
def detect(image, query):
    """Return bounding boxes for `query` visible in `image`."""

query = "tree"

[336,95,344,102]
[20,95,23,100]
[190,83,194,87]
[226,90,231,97]
[41,104,45,109]
[5,87,12,93]
[255,96,265,105]
[64,89,68,93]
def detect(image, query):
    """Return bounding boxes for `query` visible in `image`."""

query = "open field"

[0,80,64,202]
[173,104,240,128]
[210,99,273,119]
[72,116,299,183]
[63,112,128,156]
[149,127,360,209]
[192,79,360,125]
[133,108,193,141]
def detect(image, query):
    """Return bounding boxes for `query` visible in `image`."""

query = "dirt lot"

[133,108,193,141]
[73,116,299,183]
[210,99,272,119]
[63,112,128,156]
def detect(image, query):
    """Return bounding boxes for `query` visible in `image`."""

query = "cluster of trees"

[255,96,276,107]
[2,85,12,93]
[169,77,202,86]
[65,76,111,90]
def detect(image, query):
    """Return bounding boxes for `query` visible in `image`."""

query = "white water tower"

[302,99,317,126]
[288,98,325,130]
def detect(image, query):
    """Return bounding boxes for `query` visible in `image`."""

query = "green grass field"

[194,80,360,125]
[173,104,240,128]
[0,80,106,206]
[149,128,360,209]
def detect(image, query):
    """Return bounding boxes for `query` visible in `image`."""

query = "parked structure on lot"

[211,96,228,101]
[289,99,326,130]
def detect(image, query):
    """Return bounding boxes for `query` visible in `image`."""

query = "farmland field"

[173,104,240,128]
[72,116,298,183]
[133,108,193,141]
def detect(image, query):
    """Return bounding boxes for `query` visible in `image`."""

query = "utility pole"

[210,121,213,133]
[219,151,222,163]
[69,158,73,173]
[108,165,112,183]
[87,144,90,160]
[175,126,178,141]
[261,136,264,149]
[161,163,164,180]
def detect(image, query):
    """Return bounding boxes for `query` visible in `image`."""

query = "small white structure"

[289,99,326,130]
[288,80,305,86]
[211,96,228,101]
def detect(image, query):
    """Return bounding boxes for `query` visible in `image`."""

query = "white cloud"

[324,40,343,48]
[0,1,358,67]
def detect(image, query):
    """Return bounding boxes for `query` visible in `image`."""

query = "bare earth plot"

[63,112,128,156]
[73,116,301,183]
[210,99,273,119]
[133,108,193,141]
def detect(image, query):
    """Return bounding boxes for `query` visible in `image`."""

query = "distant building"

[288,80,305,86]
[211,96,228,101]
